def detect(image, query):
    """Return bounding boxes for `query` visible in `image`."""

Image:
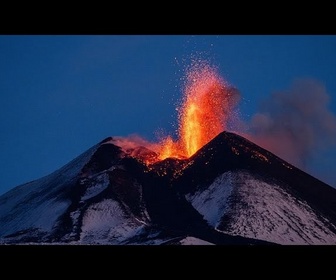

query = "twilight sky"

[1,35,336,195]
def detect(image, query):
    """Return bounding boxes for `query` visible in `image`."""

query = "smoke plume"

[247,79,336,169]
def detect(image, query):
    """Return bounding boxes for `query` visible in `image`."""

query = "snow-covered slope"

[186,171,336,245]
[177,131,336,245]
[0,142,99,240]
[0,138,153,244]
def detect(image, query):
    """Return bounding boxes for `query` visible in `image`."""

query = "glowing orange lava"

[158,61,235,160]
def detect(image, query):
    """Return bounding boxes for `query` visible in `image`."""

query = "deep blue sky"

[1,35,336,195]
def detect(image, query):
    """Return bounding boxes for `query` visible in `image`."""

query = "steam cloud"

[247,79,336,170]
[113,134,160,153]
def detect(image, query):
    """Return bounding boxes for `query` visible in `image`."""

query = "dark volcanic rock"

[1,131,336,245]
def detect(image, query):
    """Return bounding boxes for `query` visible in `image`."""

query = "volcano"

[1,131,336,245]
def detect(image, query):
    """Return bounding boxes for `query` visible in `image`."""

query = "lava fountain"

[158,60,239,160]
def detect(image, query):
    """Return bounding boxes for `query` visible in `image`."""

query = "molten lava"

[113,60,239,166]
[158,61,236,160]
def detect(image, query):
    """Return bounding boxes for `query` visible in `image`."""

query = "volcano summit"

[1,131,336,245]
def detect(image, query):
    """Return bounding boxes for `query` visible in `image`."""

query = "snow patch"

[81,173,110,201]
[186,172,234,227]
[179,236,214,245]
[80,199,145,244]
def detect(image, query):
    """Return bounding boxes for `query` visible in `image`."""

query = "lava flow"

[157,60,238,160]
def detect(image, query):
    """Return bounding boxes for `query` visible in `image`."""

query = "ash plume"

[247,79,336,169]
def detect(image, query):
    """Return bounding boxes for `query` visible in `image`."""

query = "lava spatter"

[158,60,239,160]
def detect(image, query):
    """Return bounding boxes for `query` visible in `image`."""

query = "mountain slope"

[1,132,336,245]
[173,132,336,244]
